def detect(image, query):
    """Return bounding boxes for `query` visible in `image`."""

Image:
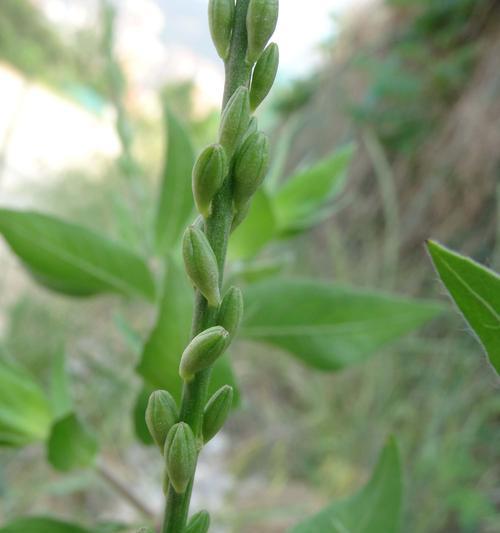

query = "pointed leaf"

[229,189,276,260]
[290,438,402,533]
[47,413,98,471]
[137,255,240,405]
[274,144,354,234]
[0,209,155,300]
[241,278,443,370]
[0,355,52,447]
[427,240,500,372]
[0,517,92,533]
[155,108,195,253]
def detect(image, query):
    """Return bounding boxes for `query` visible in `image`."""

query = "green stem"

[161,2,251,531]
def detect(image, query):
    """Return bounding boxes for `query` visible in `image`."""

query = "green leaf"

[133,385,154,445]
[137,255,240,406]
[229,189,276,260]
[0,209,155,301]
[155,108,195,253]
[47,413,98,471]
[290,438,402,533]
[241,278,442,370]
[0,355,52,447]
[0,517,92,533]
[427,240,500,372]
[274,144,354,234]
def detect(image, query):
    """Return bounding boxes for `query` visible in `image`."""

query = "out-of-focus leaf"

[0,517,92,533]
[0,355,52,447]
[274,144,354,234]
[154,108,195,253]
[47,413,98,471]
[133,385,154,445]
[241,278,443,370]
[0,209,155,300]
[137,255,240,408]
[50,351,72,420]
[427,240,500,372]
[290,438,402,533]
[229,190,276,260]
[230,255,291,285]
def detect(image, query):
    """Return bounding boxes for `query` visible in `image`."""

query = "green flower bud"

[202,385,234,443]
[165,422,197,494]
[186,510,211,533]
[208,0,235,60]
[179,326,229,382]
[232,131,270,208]
[193,144,228,218]
[219,86,250,158]
[145,390,179,451]
[183,226,221,307]
[246,0,279,64]
[250,42,279,110]
[217,286,243,340]
[242,116,258,144]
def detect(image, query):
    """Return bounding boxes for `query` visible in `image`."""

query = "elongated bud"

[179,326,229,382]
[217,286,243,340]
[165,422,197,494]
[186,510,210,533]
[193,144,228,218]
[246,0,279,64]
[183,226,220,307]
[219,87,250,158]
[145,390,179,450]
[250,43,279,110]
[208,0,235,60]
[232,131,270,208]
[202,385,234,443]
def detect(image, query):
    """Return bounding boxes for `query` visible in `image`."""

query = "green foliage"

[0,354,52,446]
[242,278,443,370]
[290,438,402,533]
[155,109,195,253]
[0,209,155,300]
[47,413,98,472]
[427,240,500,372]
[0,517,92,533]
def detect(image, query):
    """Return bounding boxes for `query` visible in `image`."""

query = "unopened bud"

[242,116,258,144]
[193,144,228,218]
[246,0,279,64]
[179,326,229,382]
[145,390,178,451]
[202,385,234,443]
[208,0,235,60]
[183,226,220,307]
[217,286,243,340]
[219,87,250,158]
[165,422,197,494]
[250,42,279,110]
[232,131,270,208]
[186,510,211,533]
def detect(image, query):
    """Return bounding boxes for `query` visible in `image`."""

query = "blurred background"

[0,0,499,532]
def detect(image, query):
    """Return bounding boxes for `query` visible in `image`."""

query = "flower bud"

[202,385,234,443]
[208,0,235,60]
[246,0,279,64]
[165,422,197,494]
[183,226,220,307]
[217,286,243,340]
[186,510,210,533]
[145,390,179,451]
[219,87,250,158]
[242,116,258,144]
[250,42,279,110]
[179,326,229,382]
[232,131,270,208]
[193,144,228,218]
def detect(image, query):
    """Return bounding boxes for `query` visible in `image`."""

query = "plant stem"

[161,2,251,531]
